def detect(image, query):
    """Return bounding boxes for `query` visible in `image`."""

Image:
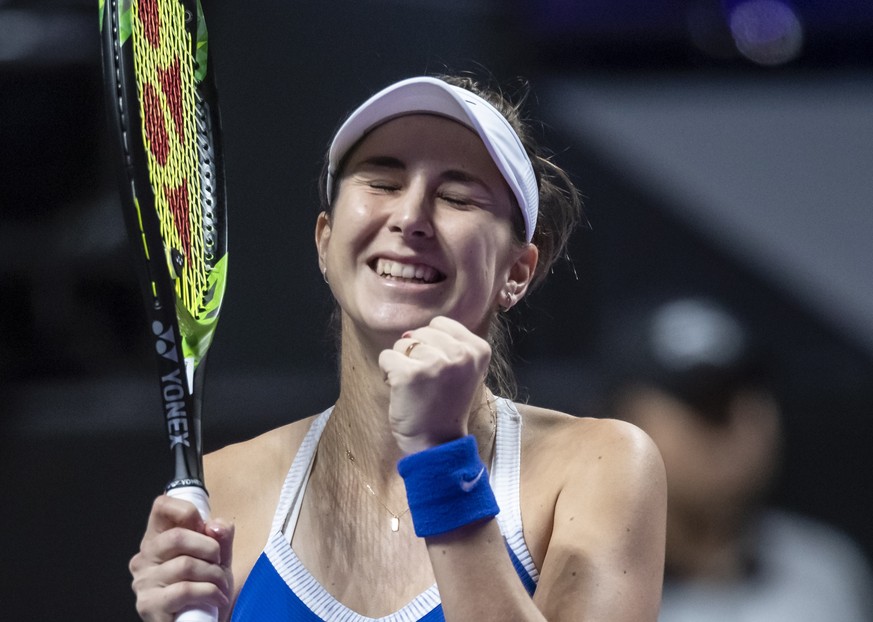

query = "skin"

[129,114,667,621]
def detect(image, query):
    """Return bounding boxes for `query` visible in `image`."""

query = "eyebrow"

[441,169,487,187]
[353,156,406,171]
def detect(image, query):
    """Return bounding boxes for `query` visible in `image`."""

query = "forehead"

[336,114,524,235]
[346,114,503,178]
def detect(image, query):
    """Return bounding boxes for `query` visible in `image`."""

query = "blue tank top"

[231,398,538,621]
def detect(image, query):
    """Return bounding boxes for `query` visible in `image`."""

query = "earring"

[322,268,329,285]
[500,290,514,311]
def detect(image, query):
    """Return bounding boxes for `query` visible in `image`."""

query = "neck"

[311,324,498,536]
[321,319,498,486]
[330,321,400,473]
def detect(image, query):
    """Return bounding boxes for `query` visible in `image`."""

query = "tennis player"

[130,74,667,622]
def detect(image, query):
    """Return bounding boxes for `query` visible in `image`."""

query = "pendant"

[390,515,400,532]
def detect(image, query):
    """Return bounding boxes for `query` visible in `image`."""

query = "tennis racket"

[101,1,227,620]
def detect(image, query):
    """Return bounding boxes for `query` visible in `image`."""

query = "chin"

[355,306,439,336]
[347,299,493,341]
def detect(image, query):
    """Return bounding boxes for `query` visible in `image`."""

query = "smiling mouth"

[373,258,445,284]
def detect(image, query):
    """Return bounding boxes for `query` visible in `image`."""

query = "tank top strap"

[491,397,540,586]
[273,406,334,538]
[269,398,538,584]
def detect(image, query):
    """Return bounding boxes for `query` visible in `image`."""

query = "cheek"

[346,195,378,221]
[455,235,499,283]
[329,201,380,252]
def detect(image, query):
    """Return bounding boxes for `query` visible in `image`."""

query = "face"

[315,114,537,343]
[626,386,781,517]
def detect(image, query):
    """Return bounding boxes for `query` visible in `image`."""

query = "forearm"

[395,423,544,619]
[426,518,546,622]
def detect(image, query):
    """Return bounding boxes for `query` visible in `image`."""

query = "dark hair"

[319,74,584,397]
[601,297,773,423]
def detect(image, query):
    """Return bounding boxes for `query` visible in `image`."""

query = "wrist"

[397,435,499,538]
[393,426,468,456]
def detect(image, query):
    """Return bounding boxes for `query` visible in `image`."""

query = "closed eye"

[438,193,474,208]
[369,181,400,192]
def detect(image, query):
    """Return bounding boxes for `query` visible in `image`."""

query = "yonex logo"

[154,319,189,450]
[152,320,178,362]
[161,367,190,449]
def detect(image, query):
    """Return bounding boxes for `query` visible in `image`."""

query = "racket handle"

[168,485,212,520]
[167,486,219,622]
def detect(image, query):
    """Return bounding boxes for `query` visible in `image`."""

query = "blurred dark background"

[2,0,871,618]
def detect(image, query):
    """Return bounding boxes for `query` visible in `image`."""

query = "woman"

[130,75,667,621]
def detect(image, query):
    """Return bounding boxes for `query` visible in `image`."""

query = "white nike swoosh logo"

[460,466,486,492]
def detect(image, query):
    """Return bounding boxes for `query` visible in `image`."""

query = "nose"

[387,181,434,239]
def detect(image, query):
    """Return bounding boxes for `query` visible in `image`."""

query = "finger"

[428,316,490,350]
[399,336,424,358]
[427,315,471,337]
[206,518,235,569]
[401,326,455,352]
[404,325,476,365]
[135,579,230,619]
[146,494,206,535]
[379,348,419,384]
[133,554,231,595]
[401,319,477,352]
[379,334,431,377]
[139,526,223,566]
[165,556,231,595]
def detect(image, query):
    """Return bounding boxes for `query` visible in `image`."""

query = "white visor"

[326,76,539,242]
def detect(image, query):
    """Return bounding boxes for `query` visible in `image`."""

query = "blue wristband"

[397,435,499,538]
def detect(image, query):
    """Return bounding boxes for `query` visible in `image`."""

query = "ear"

[504,243,538,309]
[315,211,331,275]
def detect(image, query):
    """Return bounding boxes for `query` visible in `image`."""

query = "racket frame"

[100,0,227,498]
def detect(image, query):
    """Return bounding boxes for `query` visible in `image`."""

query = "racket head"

[101,0,227,490]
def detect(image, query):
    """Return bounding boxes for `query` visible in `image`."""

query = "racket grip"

[167,486,219,622]
[168,485,212,520]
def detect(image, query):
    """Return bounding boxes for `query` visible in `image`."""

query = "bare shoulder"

[204,415,316,519]
[516,403,667,621]
[202,415,318,593]
[517,402,662,475]
[205,416,315,560]
[515,402,665,526]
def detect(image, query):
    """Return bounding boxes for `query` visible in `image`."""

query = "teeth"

[376,258,440,283]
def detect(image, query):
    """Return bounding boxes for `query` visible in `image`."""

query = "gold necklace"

[344,447,410,532]
[340,391,498,533]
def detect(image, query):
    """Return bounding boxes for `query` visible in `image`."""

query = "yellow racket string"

[131,0,207,323]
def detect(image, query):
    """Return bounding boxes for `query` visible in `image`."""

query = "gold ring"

[404,341,421,357]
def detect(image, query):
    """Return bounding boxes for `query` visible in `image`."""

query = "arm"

[380,316,542,619]
[532,419,666,621]
[425,419,666,622]
[427,518,545,620]
[129,424,297,622]
[380,317,666,620]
